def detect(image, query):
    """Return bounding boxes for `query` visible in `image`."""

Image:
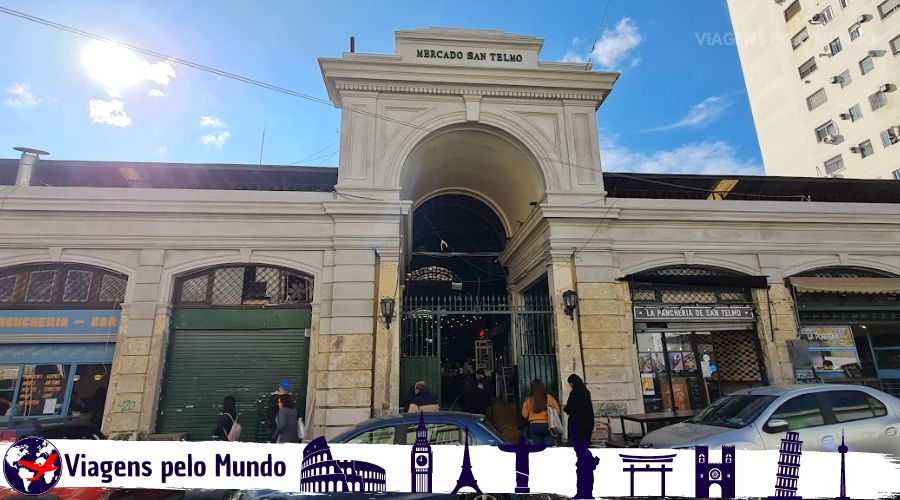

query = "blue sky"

[0,1,763,175]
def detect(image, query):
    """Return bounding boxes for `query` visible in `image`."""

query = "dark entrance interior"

[403,194,510,408]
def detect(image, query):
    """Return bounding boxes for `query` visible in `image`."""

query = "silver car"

[640,384,900,453]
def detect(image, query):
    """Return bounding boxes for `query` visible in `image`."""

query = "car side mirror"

[764,418,790,434]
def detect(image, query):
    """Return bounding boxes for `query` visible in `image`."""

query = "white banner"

[2,440,899,498]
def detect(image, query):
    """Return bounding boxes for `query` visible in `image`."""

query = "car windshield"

[689,394,777,428]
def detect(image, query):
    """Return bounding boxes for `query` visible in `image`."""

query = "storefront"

[0,263,126,426]
[788,267,900,397]
[629,266,767,413]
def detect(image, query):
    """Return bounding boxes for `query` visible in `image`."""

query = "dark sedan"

[331,411,508,445]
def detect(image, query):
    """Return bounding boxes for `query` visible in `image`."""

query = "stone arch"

[413,186,512,239]
[159,255,322,305]
[0,256,136,301]
[384,110,561,193]
[782,259,900,278]
[621,259,758,278]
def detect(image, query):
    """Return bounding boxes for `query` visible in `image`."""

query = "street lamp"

[562,290,578,319]
[380,297,395,329]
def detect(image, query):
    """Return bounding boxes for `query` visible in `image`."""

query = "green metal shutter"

[156,309,310,441]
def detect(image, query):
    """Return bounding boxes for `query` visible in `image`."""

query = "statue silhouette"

[496,435,547,493]
[574,439,599,499]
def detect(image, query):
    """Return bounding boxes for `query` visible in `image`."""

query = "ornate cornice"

[333,82,605,102]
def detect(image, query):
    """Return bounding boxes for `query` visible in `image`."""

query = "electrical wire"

[0,6,821,202]
[584,0,614,71]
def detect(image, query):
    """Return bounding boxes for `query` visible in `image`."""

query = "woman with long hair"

[521,378,560,446]
[213,396,238,441]
[272,394,300,443]
[564,373,595,445]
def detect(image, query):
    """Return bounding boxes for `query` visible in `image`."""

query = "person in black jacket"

[265,380,291,442]
[563,374,594,446]
[214,396,238,441]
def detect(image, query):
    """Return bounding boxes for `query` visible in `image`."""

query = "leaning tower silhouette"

[768,431,803,500]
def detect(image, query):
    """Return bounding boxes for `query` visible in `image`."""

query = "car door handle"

[887,427,897,437]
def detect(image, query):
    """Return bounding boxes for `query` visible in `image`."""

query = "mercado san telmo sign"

[633,305,754,321]
[414,48,525,63]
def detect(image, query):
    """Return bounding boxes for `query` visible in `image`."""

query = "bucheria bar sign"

[415,48,524,62]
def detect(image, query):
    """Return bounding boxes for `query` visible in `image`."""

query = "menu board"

[17,370,66,415]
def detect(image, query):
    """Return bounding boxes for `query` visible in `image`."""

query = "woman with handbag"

[213,396,240,441]
[521,379,560,446]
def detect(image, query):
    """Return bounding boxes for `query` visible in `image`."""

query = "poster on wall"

[637,353,653,373]
[640,374,656,395]
[799,326,860,376]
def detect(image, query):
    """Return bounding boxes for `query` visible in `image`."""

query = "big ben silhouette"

[411,412,433,492]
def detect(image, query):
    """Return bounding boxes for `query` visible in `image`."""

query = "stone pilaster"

[754,284,800,385]
[372,253,400,418]
[103,249,167,438]
[547,257,584,406]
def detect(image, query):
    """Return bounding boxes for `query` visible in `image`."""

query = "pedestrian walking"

[272,394,300,443]
[407,380,440,413]
[266,379,291,442]
[521,379,560,446]
[214,396,239,441]
[563,373,595,445]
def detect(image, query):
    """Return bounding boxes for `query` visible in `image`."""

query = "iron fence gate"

[399,294,557,408]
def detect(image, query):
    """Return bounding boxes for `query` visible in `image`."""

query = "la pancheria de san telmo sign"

[415,48,524,63]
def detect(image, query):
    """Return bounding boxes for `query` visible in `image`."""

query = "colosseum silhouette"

[300,436,387,493]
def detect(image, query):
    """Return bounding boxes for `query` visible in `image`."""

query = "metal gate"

[399,294,557,407]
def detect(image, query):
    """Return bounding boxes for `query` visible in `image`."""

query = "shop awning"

[789,277,900,295]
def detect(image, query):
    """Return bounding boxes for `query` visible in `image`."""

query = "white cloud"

[142,60,176,86]
[201,131,231,149]
[572,36,582,45]
[88,98,132,127]
[148,89,167,97]
[646,96,732,132]
[601,135,763,176]
[200,115,226,128]
[563,18,642,69]
[5,83,40,107]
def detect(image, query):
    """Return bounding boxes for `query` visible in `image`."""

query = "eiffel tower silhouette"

[451,427,482,495]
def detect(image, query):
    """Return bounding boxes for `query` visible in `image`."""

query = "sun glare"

[82,40,143,89]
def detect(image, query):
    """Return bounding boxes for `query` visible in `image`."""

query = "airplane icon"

[18,453,59,482]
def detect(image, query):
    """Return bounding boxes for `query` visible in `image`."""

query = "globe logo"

[3,437,63,495]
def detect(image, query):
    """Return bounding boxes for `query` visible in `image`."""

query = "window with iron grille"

[407,266,458,282]
[0,264,127,307]
[174,265,313,307]
[795,267,894,278]
[824,155,846,174]
[629,266,753,305]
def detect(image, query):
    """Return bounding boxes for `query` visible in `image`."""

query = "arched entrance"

[156,264,313,441]
[398,125,557,431]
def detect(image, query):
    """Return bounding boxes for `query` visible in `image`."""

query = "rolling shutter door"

[156,309,310,441]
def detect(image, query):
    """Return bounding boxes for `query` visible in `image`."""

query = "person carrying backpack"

[214,396,241,441]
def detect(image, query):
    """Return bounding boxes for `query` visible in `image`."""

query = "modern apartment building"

[727,0,900,179]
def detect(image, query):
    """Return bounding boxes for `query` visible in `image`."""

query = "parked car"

[331,411,508,445]
[640,384,900,453]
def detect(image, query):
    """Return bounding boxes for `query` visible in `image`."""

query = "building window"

[849,103,863,121]
[869,90,887,111]
[859,140,875,158]
[840,0,854,8]
[799,57,818,79]
[62,270,93,302]
[837,69,852,88]
[849,24,862,41]
[859,56,875,75]
[893,169,900,180]
[807,88,828,110]
[785,0,802,22]
[820,6,835,22]
[882,128,899,147]
[824,155,845,174]
[878,0,900,19]
[828,37,843,55]
[891,35,900,55]
[791,28,810,49]
[815,121,839,142]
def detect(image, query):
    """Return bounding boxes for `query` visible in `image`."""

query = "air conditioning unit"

[839,113,852,120]
[849,146,861,153]
[810,13,825,23]
[823,134,838,144]
[858,14,872,23]
[880,84,896,93]
[830,76,842,84]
